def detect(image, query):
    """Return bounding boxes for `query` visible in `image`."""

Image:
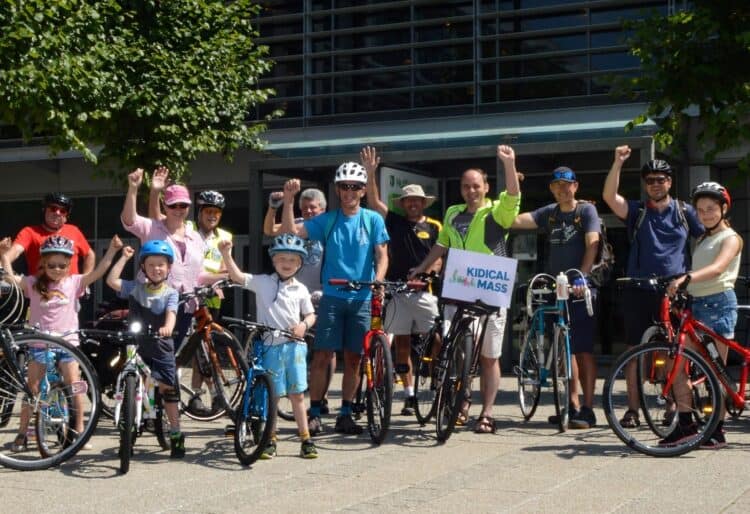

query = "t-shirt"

[624,199,704,278]
[688,229,741,298]
[532,202,600,275]
[384,211,441,281]
[117,280,179,318]
[242,273,314,345]
[13,224,92,275]
[22,274,85,345]
[304,208,389,300]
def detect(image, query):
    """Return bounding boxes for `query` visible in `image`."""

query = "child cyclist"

[106,240,187,458]
[0,234,122,452]
[218,234,318,459]
[664,182,742,449]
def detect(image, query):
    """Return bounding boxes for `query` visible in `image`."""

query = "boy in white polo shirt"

[218,234,318,459]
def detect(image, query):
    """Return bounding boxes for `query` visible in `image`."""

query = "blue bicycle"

[515,270,592,432]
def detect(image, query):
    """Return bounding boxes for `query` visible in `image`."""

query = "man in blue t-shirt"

[603,145,703,428]
[281,164,389,436]
[513,167,601,429]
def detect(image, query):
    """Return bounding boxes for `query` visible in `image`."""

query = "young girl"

[0,234,122,452]
[664,182,742,449]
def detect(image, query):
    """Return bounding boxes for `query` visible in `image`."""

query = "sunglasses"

[45,262,69,270]
[337,183,364,191]
[551,170,576,182]
[644,176,669,185]
[166,203,190,209]
[46,205,69,215]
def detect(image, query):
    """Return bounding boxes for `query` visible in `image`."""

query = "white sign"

[442,249,518,308]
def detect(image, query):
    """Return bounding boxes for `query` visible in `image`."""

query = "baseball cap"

[164,185,192,206]
[551,167,577,183]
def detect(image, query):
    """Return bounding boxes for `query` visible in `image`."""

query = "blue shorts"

[692,290,737,338]
[28,347,75,365]
[568,289,597,354]
[315,295,370,354]
[260,342,308,397]
[137,337,177,388]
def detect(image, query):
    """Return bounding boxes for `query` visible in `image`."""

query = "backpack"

[548,201,614,287]
[629,199,689,243]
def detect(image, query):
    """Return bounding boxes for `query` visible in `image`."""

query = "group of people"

[0,142,742,463]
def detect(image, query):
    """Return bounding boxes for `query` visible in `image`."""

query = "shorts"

[137,337,177,388]
[443,305,507,359]
[315,295,370,354]
[622,287,662,346]
[28,347,75,365]
[260,342,308,397]
[568,288,597,354]
[383,291,439,335]
[692,290,737,338]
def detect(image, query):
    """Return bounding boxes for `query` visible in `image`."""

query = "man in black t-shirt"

[362,146,442,416]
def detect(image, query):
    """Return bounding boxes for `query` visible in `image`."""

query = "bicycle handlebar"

[178,279,239,304]
[328,278,427,293]
[223,316,306,343]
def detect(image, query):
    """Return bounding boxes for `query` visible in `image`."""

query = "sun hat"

[398,184,436,208]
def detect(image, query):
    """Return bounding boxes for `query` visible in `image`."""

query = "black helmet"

[196,190,225,210]
[640,159,673,178]
[42,193,73,214]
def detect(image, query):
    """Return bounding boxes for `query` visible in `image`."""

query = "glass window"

[591,52,639,72]
[415,21,472,43]
[415,2,474,20]
[311,15,332,32]
[335,50,411,72]
[500,55,588,78]
[312,78,332,95]
[335,70,411,92]
[258,1,304,16]
[258,20,302,38]
[415,44,472,64]
[272,81,304,98]
[311,57,332,74]
[520,12,588,32]
[591,4,667,25]
[415,65,473,86]
[311,37,332,53]
[335,9,412,30]
[334,93,410,114]
[335,30,410,50]
[270,60,303,77]
[414,87,473,108]
[500,77,588,100]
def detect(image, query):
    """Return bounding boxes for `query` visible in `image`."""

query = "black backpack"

[548,201,614,287]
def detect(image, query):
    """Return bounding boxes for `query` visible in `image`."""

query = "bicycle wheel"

[235,373,276,466]
[636,326,677,437]
[152,388,170,451]
[208,331,248,422]
[602,341,722,457]
[365,334,393,445]
[35,382,70,458]
[0,334,101,471]
[435,328,472,443]
[413,332,438,425]
[119,373,137,474]
[551,326,570,432]
[517,325,544,421]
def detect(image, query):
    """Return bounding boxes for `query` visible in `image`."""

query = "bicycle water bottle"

[556,272,569,301]
[584,286,593,316]
[704,337,722,367]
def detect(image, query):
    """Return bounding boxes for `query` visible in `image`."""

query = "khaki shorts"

[443,305,507,359]
[383,291,439,335]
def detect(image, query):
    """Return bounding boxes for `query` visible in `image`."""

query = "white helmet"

[334,162,367,184]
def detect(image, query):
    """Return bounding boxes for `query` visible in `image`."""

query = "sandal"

[619,409,640,428]
[474,415,496,434]
[456,399,471,426]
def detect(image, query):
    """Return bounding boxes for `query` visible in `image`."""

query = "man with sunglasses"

[280,162,389,437]
[7,193,94,275]
[603,145,704,428]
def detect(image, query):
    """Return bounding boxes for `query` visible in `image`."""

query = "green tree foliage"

[0,0,276,182]
[621,1,750,172]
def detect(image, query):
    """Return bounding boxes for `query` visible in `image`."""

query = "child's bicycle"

[514,270,593,432]
[329,278,427,445]
[81,323,172,474]
[221,317,281,466]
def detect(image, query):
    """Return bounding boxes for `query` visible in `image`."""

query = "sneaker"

[619,409,641,428]
[10,433,27,453]
[568,406,597,429]
[548,404,577,425]
[170,432,186,459]
[334,414,363,435]
[300,439,319,459]
[308,416,323,437]
[259,441,277,460]
[188,396,211,416]
[658,423,699,447]
[701,429,727,450]
[320,399,330,416]
[210,396,223,414]
[401,396,416,416]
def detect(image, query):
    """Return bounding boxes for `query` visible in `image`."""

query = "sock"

[678,412,693,426]
[299,430,310,442]
[340,401,352,416]
[310,401,322,418]
[715,420,724,433]
[170,430,181,438]
[271,433,277,443]
[404,386,414,397]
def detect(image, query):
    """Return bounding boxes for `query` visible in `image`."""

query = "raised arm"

[80,235,123,289]
[122,168,144,227]
[362,146,387,218]
[511,212,539,230]
[106,245,135,292]
[497,144,520,196]
[603,146,631,220]
[279,179,308,238]
[218,240,246,285]
[263,192,284,237]
[148,167,169,222]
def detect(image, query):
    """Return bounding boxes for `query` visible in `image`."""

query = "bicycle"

[221,317,280,466]
[175,280,248,422]
[329,278,426,444]
[514,270,594,432]
[82,323,172,473]
[602,275,727,457]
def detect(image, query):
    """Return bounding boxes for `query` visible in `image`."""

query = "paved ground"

[3,376,750,513]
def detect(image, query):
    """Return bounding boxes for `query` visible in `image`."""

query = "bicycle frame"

[526,298,572,387]
[113,344,153,429]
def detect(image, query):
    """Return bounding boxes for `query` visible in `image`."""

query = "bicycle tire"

[235,373,276,466]
[552,326,570,432]
[153,388,170,451]
[435,328,472,443]
[365,334,393,445]
[637,326,677,437]
[35,382,70,458]
[0,349,25,428]
[208,331,248,422]
[0,334,101,471]
[602,341,722,457]
[413,331,438,426]
[119,373,137,474]
[517,325,543,421]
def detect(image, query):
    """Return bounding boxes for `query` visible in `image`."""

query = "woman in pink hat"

[121,167,216,351]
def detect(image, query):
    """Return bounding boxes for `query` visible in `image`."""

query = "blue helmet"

[40,235,74,256]
[268,233,307,259]
[139,240,174,265]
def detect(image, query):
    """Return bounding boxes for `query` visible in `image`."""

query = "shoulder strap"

[630,201,647,244]
[676,199,689,233]
[573,201,586,231]
[547,204,562,229]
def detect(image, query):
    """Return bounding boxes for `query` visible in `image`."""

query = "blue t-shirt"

[304,208,389,300]
[118,280,179,316]
[532,202,600,275]
[625,199,704,278]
